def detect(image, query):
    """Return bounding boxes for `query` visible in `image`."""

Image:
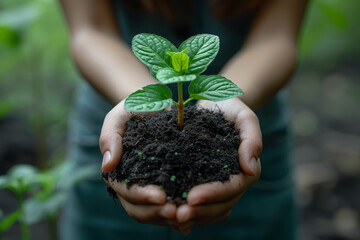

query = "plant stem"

[177,82,184,130]
[48,215,57,240]
[183,98,193,106]
[17,193,31,240]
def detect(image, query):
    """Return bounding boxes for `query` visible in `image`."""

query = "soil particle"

[103,106,240,204]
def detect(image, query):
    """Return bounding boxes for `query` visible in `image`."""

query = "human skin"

[60,0,308,234]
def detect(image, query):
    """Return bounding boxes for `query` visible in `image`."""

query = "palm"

[172,98,262,233]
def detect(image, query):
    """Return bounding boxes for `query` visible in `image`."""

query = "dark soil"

[102,106,240,204]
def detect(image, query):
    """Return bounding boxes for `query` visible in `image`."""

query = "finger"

[118,197,177,225]
[99,101,131,172]
[177,203,232,226]
[109,179,167,205]
[186,165,261,206]
[178,220,194,234]
[235,109,263,176]
[177,197,237,224]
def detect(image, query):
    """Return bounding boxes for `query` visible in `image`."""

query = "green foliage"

[167,49,190,73]
[125,84,173,112]
[299,0,360,70]
[0,0,78,163]
[131,33,177,77]
[156,68,197,84]
[126,33,243,115]
[0,162,97,237]
[178,34,219,75]
[0,210,21,233]
[0,25,20,47]
[189,75,244,102]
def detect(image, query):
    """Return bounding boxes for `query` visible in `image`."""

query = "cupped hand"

[99,100,177,226]
[174,98,263,234]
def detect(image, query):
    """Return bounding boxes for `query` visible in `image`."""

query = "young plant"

[0,163,96,240]
[125,33,243,130]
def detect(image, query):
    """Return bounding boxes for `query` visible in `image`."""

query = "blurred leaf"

[0,176,8,189]
[57,163,97,190]
[0,99,15,119]
[0,210,21,233]
[49,160,70,179]
[0,25,20,47]
[8,165,38,186]
[0,4,41,28]
[24,192,66,224]
[317,1,347,29]
[32,173,55,200]
[4,165,39,193]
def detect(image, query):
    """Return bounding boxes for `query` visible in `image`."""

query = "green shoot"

[125,33,244,130]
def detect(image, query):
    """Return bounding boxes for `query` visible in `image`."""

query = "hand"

[99,100,177,225]
[174,98,262,234]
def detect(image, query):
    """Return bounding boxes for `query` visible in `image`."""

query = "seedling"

[125,33,243,130]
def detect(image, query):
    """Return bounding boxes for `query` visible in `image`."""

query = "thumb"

[99,101,131,172]
[235,111,263,176]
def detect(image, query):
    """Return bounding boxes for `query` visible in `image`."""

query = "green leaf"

[0,25,20,47]
[132,33,178,77]
[0,176,8,189]
[189,75,244,101]
[0,210,21,233]
[57,164,97,191]
[0,99,15,119]
[31,173,55,200]
[1,165,39,193]
[179,34,219,75]
[24,193,66,224]
[125,84,173,112]
[156,68,196,84]
[318,1,347,29]
[8,165,37,180]
[167,49,190,73]
[8,165,38,188]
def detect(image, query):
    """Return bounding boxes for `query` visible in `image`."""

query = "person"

[58,0,308,239]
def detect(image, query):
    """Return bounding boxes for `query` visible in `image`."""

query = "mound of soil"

[102,106,240,204]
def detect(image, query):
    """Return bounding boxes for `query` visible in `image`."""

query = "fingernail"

[102,151,111,168]
[250,157,257,174]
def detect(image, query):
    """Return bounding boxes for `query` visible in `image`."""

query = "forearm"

[70,29,157,105]
[220,0,307,110]
[220,35,297,110]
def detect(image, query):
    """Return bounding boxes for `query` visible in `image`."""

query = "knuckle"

[99,131,122,152]
[99,132,110,150]
[237,109,258,122]
[245,137,263,156]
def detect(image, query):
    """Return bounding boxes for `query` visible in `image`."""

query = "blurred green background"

[0,0,359,239]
